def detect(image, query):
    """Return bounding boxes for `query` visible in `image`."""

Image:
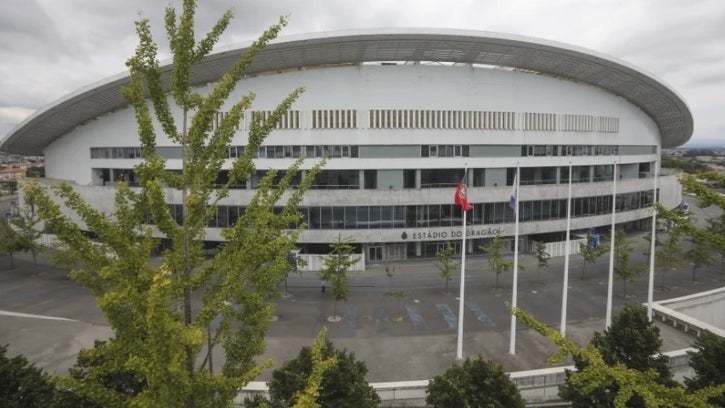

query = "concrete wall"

[44,64,661,184]
[653,287,725,333]
[235,348,698,407]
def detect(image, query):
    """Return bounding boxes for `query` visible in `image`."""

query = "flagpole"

[647,159,659,321]
[509,163,521,355]
[456,165,468,360]
[605,161,618,328]
[561,161,572,337]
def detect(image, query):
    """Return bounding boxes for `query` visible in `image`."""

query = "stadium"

[0,29,691,264]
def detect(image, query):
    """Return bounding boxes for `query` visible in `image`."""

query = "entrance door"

[367,245,383,262]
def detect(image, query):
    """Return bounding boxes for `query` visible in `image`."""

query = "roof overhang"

[1,28,693,155]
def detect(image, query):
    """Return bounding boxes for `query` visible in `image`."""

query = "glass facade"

[158,190,654,230]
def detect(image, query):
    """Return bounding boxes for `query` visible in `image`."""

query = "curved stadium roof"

[1,28,693,156]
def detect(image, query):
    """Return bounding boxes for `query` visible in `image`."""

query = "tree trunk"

[182,109,195,408]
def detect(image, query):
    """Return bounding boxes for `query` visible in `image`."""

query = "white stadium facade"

[1,29,692,264]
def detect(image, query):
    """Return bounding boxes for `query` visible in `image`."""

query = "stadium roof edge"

[1,28,692,155]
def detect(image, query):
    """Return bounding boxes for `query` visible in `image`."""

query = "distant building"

[0,29,691,262]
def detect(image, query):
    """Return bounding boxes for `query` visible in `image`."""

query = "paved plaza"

[1,236,721,382]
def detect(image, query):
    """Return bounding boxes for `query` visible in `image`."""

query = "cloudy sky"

[1,0,724,146]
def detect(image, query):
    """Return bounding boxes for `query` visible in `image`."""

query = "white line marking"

[0,310,77,322]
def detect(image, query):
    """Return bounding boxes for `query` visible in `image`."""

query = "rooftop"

[1,28,693,155]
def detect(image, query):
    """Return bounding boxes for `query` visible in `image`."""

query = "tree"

[318,235,357,320]
[51,340,146,408]
[686,331,725,407]
[435,242,457,294]
[657,171,725,276]
[654,226,684,289]
[268,335,380,408]
[480,229,517,289]
[8,200,43,269]
[533,240,550,283]
[657,171,725,284]
[559,304,673,407]
[0,216,24,269]
[578,231,606,278]
[22,3,323,406]
[613,228,645,297]
[707,214,725,273]
[511,306,725,408]
[684,233,715,282]
[0,344,56,408]
[426,355,525,408]
[244,328,338,408]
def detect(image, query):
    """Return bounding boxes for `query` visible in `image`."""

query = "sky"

[1,0,725,146]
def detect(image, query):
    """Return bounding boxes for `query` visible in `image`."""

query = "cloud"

[0,107,35,141]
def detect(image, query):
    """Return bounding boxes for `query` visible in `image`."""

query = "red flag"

[454,182,473,212]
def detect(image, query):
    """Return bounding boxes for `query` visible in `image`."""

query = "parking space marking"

[465,303,496,327]
[374,304,389,331]
[405,304,426,330]
[435,303,458,329]
[344,304,357,329]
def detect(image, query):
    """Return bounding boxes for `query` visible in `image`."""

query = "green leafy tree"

[685,233,715,282]
[51,340,146,408]
[383,265,405,321]
[644,219,685,289]
[559,304,673,407]
[0,344,56,408]
[686,331,725,407]
[318,235,357,319]
[0,216,24,269]
[244,328,338,408]
[533,240,550,283]
[511,306,725,408]
[8,200,43,269]
[707,214,725,273]
[268,335,380,408]
[426,355,525,408]
[480,229,520,289]
[283,249,304,297]
[22,3,323,407]
[657,172,725,279]
[435,242,457,294]
[613,228,645,297]
[578,231,606,278]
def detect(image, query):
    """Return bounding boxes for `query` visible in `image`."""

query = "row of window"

[203,109,621,131]
[99,163,650,190]
[91,144,656,160]
[421,145,468,157]
[228,145,360,159]
[369,110,516,130]
[521,144,652,157]
[312,109,357,129]
[250,110,301,130]
[159,190,653,229]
